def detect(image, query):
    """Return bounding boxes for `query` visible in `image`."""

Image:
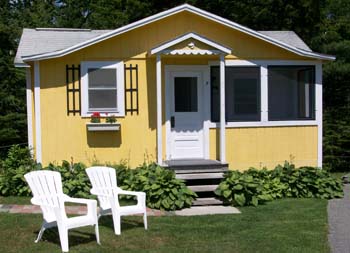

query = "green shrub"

[215,162,344,207]
[45,161,92,198]
[274,162,344,199]
[117,163,197,210]
[0,145,38,196]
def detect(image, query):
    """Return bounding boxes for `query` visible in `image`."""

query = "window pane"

[88,68,116,88]
[174,77,198,112]
[226,68,260,121]
[211,67,260,122]
[268,66,315,121]
[89,90,117,110]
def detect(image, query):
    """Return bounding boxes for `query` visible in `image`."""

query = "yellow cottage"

[15,4,335,170]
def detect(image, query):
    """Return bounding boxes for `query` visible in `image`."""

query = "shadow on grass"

[34,228,98,248]
[98,215,145,232]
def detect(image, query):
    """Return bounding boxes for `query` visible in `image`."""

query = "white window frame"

[81,61,125,117]
[208,60,320,128]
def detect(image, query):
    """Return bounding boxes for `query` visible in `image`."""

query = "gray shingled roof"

[15,28,311,65]
[258,31,311,52]
[15,28,112,65]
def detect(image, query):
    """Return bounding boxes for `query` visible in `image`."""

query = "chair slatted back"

[86,167,119,210]
[24,170,65,222]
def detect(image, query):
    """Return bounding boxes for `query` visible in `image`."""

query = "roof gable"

[16,4,335,65]
[150,32,231,55]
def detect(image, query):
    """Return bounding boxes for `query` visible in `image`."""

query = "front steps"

[164,159,228,206]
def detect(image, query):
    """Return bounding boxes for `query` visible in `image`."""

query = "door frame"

[165,65,210,161]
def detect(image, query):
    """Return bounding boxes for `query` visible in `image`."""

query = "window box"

[86,122,121,131]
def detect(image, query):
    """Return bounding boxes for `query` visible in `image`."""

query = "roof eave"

[19,4,335,63]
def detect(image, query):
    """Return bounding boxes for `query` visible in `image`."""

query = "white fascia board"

[15,62,30,68]
[150,32,231,55]
[21,4,335,62]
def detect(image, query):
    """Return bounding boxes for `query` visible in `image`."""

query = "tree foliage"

[0,0,348,170]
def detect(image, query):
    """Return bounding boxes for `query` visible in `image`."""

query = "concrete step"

[188,185,219,192]
[174,167,228,174]
[176,172,224,180]
[193,197,223,206]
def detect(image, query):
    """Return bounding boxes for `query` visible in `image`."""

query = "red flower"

[92,112,100,117]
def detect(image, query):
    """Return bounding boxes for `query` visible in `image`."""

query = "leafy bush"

[0,145,38,196]
[273,163,344,199]
[45,161,92,198]
[117,163,197,210]
[216,162,343,207]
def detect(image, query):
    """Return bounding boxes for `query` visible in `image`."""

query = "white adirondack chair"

[86,166,147,235]
[24,170,100,252]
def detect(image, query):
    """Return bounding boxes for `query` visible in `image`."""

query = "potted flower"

[90,112,101,123]
[105,113,117,124]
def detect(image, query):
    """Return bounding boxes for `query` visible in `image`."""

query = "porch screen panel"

[88,68,117,111]
[268,66,315,121]
[211,67,260,122]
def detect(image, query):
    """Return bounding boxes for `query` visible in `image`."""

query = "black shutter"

[66,64,81,115]
[124,64,139,115]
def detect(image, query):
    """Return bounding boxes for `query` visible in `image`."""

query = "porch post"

[219,54,226,163]
[156,54,162,165]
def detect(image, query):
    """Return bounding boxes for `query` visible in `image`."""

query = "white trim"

[80,61,125,117]
[164,65,209,160]
[21,4,335,62]
[15,62,30,68]
[26,68,33,153]
[209,59,323,67]
[34,61,42,163]
[156,55,162,165]
[209,120,318,128]
[150,32,231,55]
[162,49,222,55]
[315,63,323,167]
[219,55,226,163]
[260,65,268,122]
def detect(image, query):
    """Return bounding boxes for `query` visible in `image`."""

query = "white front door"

[167,68,205,159]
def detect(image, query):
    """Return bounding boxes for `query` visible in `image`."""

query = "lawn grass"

[0,198,329,253]
[0,196,31,205]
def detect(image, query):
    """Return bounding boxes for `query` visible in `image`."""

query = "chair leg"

[57,226,69,252]
[143,213,148,230]
[95,223,100,245]
[112,214,121,235]
[35,225,46,243]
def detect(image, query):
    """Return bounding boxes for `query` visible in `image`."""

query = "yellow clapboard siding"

[209,126,318,170]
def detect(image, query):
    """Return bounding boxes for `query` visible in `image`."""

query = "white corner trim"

[34,61,42,163]
[20,4,334,62]
[26,68,33,154]
[260,65,268,122]
[80,61,125,117]
[156,55,162,164]
[150,32,231,55]
[219,55,226,163]
[315,63,323,167]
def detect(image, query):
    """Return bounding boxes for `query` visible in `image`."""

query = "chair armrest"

[117,189,145,197]
[115,189,146,208]
[63,195,96,205]
[62,195,98,220]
